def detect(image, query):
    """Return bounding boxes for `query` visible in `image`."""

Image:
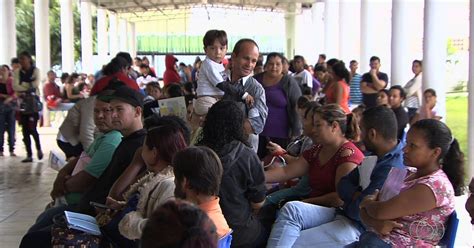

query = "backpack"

[20,92,43,114]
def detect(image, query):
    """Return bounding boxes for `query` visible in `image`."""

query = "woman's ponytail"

[412,119,465,196]
[345,112,359,141]
[443,138,465,196]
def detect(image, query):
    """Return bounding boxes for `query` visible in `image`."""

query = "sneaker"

[38,150,44,160]
[22,157,33,163]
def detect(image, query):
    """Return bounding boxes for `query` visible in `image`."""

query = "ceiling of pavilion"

[91,0,317,14]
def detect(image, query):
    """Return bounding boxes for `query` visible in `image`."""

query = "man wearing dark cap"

[23,86,146,240]
[75,86,146,215]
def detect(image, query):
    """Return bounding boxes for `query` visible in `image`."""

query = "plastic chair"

[217,230,233,248]
[439,211,459,248]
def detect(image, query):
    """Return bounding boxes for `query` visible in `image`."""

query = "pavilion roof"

[91,0,318,14]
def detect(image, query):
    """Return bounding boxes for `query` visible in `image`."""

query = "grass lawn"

[445,93,468,163]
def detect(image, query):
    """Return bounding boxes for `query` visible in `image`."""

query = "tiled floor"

[0,127,473,247]
[0,127,57,247]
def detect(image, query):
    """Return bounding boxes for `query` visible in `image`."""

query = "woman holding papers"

[358,119,464,247]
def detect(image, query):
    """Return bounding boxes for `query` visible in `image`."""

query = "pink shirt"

[382,169,455,247]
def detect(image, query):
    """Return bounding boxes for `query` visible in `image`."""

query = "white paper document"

[358,155,378,190]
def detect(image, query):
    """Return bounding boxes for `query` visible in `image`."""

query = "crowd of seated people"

[14,29,471,248]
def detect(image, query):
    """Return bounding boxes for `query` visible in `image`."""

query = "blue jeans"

[0,105,16,153]
[267,201,362,248]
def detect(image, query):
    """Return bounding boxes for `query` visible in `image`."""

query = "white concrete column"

[391,0,411,85]
[360,0,377,74]
[339,0,360,64]
[109,12,119,57]
[34,0,51,126]
[0,0,17,65]
[97,8,108,66]
[468,0,474,178]
[294,7,317,63]
[119,18,128,52]
[80,1,93,74]
[312,2,325,62]
[422,0,448,119]
[285,3,297,59]
[324,0,339,59]
[60,0,75,73]
[359,1,392,77]
[129,22,137,58]
[127,22,131,54]
[34,0,51,77]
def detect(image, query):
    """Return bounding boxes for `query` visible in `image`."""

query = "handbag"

[20,91,43,114]
[99,193,140,247]
[51,213,101,248]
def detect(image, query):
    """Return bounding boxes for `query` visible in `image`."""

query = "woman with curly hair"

[198,100,268,248]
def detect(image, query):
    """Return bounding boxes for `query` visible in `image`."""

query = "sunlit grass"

[445,93,469,181]
[446,93,468,156]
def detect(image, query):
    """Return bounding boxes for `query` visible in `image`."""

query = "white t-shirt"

[404,73,422,108]
[196,57,228,96]
[291,70,313,89]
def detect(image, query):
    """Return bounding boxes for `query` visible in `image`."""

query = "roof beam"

[133,0,148,11]
[92,0,315,14]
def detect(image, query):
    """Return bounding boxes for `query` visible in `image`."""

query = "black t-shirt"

[361,72,389,108]
[392,106,409,140]
[217,141,267,247]
[77,128,147,215]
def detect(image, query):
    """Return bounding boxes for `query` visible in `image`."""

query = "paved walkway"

[0,127,472,247]
[0,127,57,247]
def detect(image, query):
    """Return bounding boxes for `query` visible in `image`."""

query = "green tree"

[49,0,62,65]
[16,0,97,69]
[15,0,35,58]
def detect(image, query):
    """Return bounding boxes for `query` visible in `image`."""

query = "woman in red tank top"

[265,104,364,207]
